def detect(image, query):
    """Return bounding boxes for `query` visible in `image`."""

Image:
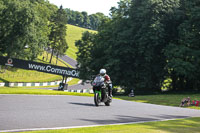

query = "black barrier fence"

[0,56,79,78]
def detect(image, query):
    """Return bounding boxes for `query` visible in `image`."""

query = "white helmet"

[100,69,106,76]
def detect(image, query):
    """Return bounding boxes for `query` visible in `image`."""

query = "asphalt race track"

[59,55,77,68]
[1,95,200,132]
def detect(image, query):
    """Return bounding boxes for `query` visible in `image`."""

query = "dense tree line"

[76,0,200,93]
[0,0,68,62]
[65,8,108,30]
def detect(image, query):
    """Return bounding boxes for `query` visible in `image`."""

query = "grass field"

[66,24,97,60]
[115,93,200,110]
[9,117,200,133]
[0,87,92,96]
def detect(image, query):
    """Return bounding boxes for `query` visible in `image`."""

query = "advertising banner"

[0,56,79,78]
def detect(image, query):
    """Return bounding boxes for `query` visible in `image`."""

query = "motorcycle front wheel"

[94,93,101,106]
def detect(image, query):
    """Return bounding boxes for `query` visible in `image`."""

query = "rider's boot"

[108,87,112,98]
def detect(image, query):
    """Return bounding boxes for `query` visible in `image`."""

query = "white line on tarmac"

[0,117,189,133]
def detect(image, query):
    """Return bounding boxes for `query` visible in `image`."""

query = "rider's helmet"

[100,69,106,76]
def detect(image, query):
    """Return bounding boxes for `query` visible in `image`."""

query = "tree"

[76,0,132,89]
[117,0,169,93]
[49,5,68,64]
[0,0,55,60]
[81,11,90,28]
[89,14,98,29]
[0,0,5,56]
[89,13,109,30]
[76,0,200,93]
[65,8,108,30]
[164,0,200,91]
[75,31,96,80]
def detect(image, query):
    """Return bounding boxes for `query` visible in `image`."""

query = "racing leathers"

[103,74,112,97]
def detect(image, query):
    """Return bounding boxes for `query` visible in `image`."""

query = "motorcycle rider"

[99,69,112,97]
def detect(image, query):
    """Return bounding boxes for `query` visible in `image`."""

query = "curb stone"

[64,89,93,93]
[0,78,72,87]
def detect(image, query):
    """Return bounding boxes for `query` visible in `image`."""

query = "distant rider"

[99,69,112,97]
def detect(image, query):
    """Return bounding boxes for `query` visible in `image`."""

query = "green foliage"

[0,0,55,60]
[164,0,200,91]
[108,0,169,92]
[76,0,200,93]
[65,24,97,60]
[49,6,68,63]
[76,0,168,93]
[75,31,96,79]
[65,8,108,30]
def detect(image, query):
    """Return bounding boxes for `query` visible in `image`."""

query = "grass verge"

[115,93,200,110]
[0,87,92,97]
[9,117,200,133]
[67,78,80,86]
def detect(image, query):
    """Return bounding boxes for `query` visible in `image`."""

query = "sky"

[48,0,120,16]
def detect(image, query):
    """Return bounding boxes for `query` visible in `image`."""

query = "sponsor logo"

[5,58,14,66]
[28,64,79,78]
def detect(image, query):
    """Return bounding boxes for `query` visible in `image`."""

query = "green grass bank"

[116,93,200,110]
[9,117,200,133]
[66,24,97,60]
[0,24,95,83]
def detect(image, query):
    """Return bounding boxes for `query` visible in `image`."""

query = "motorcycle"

[91,75,112,106]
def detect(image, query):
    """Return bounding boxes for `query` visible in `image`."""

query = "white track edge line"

[0,117,190,133]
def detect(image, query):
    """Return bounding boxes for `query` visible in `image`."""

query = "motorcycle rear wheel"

[104,96,112,106]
